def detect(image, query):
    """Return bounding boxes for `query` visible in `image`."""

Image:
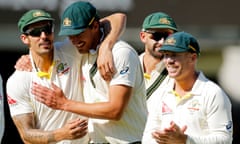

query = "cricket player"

[139,12,177,111]
[142,31,233,144]
[31,1,147,143]
[7,9,125,143]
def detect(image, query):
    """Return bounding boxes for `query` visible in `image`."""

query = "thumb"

[181,125,187,133]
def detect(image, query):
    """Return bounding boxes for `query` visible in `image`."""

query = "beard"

[149,45,164,59]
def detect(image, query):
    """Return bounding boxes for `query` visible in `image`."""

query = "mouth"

[166,65,177,73]
[74,42,85,48]
[40,41,52,47]
[154,47,161,52]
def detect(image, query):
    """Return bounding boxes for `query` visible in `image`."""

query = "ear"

[190,53,198,63]
[139,31,147,43]
[20,34,30,45]
[92,21,99,31]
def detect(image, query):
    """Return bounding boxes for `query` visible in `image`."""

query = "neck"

[143,53,161,74]
[31,51,53,72]
[174,71,198,96]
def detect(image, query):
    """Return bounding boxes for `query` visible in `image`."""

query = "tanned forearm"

[100,12,126,45]
[12,113,61,144]
[62,85,132,120]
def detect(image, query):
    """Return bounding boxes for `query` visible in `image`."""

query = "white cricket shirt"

[7,40,89,144]
[142,72,233,144]
[139,52,170,112]
[81,40,147,143]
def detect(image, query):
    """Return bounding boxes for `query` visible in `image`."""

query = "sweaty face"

[144,29,174,59]
[23,21,54,55]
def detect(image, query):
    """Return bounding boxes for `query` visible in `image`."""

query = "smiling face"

[140,28,175,59]
[21,20,54,56]
[163,51,197,81]
[68,21,100,54]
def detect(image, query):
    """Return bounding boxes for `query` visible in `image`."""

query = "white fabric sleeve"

[110,41,139,87]
[6,71,33,116]
[186,87,233,144]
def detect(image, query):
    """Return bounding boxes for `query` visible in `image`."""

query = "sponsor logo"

[57,62,70,76]
[226,121,233,131]
[7,95,17,105]
[187,100,200,112]
[162,102,172,114]
[63,17,72,27]
[120,66,129,74]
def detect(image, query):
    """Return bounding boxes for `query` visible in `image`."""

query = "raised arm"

[98,13,126,81]
[12,113,88,144]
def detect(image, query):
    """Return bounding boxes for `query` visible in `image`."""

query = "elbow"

[119,13,127,28]
[109,109,124,121]
[114,12,127,20]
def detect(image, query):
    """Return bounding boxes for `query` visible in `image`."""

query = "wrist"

[53,128,65,142]
[61,100,70,111]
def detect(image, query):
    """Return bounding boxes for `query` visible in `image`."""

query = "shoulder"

[7,71,31,87]
[112,40,138,54]
[197,72,230,104]
[111,40,139,61]
[198,72,226,94]
[6,71,31,95]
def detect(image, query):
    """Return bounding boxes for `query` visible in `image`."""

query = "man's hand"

[14,55,32,71]
[152,121,187,144]
[97,44,116,81]
[31,82,67,110]
[56,118,88,141]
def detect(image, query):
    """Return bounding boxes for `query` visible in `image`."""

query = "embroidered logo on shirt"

[120,66,129,75]
[7,95,17,105]
[57,63,70,76]
[162,102,172,114]
[187,100,200,112]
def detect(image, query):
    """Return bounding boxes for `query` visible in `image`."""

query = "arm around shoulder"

[98,12,127,81]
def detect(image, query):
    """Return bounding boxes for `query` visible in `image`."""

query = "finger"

[50,82,58,90]
[107,61,116,74]
[71,123,88,137]
[31,84,46,96]
[79,120,88,128]
[152,132,167,144]
[34,95,45,103]
[69,118,87,127]
[102,73,112,81]
[181,125,187,132]
[104,66,114,81]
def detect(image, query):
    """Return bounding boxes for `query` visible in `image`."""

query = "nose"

[157,38,164,44]
[68,36,78,44]
[155,38,164,47]
[164,55,175,64]
[39,31,48,38]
